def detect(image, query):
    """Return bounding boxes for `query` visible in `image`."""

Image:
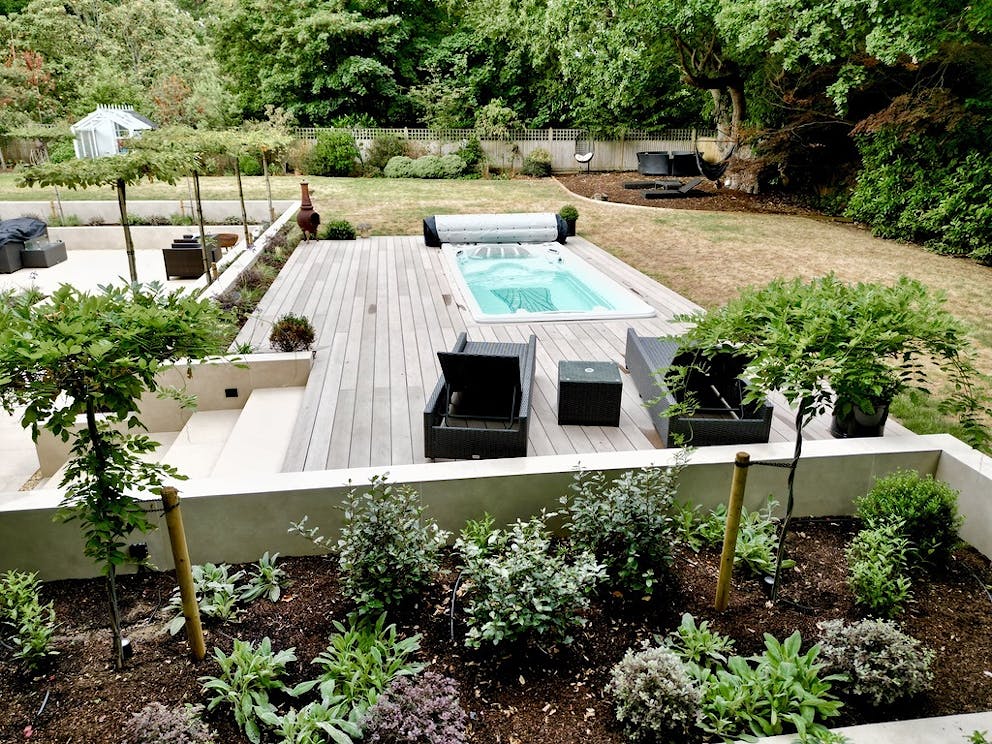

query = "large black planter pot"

[564,218,577,237]
[830,400,890,438]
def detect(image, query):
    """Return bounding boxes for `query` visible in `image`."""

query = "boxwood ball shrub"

[269,313,316,352]
[606,645,702,743]
[817,618,934,706]
[362,671,469,744]
[318,219,357,240]
[455,514,605,648]
[337,474,449,614]
[384,155,415,178]
[856,470,961,566]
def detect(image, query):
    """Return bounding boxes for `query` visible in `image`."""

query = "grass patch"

[888,389,978,443]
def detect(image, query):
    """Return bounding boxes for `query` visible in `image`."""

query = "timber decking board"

[231,235,913,472]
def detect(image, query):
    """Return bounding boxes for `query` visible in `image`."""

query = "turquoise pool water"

[442,243,656,323]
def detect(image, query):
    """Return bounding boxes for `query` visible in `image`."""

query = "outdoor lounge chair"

[625,328,773,446]
[424,332,537,460]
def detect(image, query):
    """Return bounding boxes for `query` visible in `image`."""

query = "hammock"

[694,139,738,181]
[492,287,556,313]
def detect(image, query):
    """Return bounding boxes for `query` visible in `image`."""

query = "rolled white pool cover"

[423,212,567,247]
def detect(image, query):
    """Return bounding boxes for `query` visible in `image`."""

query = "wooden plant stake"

[160,487,206,661]
[714,452,750,611]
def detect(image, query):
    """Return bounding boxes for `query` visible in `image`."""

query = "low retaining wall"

[48,225,251,252]
[1,435,988,580]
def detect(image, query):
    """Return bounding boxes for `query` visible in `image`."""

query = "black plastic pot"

[830,400,890,438]
[636,151,670,176]
[564,218,577,237]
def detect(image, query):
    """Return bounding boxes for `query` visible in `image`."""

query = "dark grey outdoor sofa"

[625,328,773,447]
[424,332,537,460]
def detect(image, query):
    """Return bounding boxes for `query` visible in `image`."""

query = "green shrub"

[121,702,216,744]
[269,313,316,352]
[847,521,913,617]
[366,134,409,172]
[817,618,934,705]
[238,154,263,176]
[311,612,423,709]
[846,124,992,263]
[856,470,961,566]
[306,130,360,176]
[318,219,357,240]
[521,148,553,176]
[558,204,579,221]
[47,139,76,163]
[411,154,446,178]
[334,474,449,614]
[606,645,702,743]
[384,155,415,178]
[455,136,485,170]
[0,570,58,672]
[562,463,683,596]
[438,153,467,177]
[455,513,604,648]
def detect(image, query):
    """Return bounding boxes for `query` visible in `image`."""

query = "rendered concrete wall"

[34,352,313,476]
[47,225,250,252]
[4,435,986,581]
[0,200,295,223]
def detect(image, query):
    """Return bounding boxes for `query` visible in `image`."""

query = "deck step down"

[211,387,306,477]
[160,410,241,478]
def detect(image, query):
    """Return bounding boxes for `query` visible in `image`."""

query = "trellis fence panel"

[296,127,721,172]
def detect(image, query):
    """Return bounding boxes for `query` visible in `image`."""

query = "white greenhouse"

[71,105,157,159]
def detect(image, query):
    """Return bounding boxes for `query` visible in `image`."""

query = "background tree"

[0,284,230,668]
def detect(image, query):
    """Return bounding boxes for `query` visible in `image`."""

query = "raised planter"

[636,151,670,176]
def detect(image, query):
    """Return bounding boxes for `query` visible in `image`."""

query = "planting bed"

[2,517,990,743]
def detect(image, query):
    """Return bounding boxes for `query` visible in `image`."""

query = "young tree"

[17,148,193,282]
[0,283,230,669]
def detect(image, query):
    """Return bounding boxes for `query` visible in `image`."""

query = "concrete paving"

[0,406,38,495]
[740,711,992,743]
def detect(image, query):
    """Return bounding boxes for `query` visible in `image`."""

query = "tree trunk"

[116,179,139,283]
[86,399,126,670]
[262,151,275,222]
[235,159,251,247]
[192,172,212,284]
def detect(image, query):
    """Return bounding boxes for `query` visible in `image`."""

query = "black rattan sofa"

[625,328,773,447]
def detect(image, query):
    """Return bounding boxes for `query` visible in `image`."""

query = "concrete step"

[211,387,306,477]
[160,410,241,479]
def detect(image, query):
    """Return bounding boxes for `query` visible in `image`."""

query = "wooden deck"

[234,236,909,472]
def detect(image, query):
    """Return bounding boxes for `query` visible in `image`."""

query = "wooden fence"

[295,127,722,172]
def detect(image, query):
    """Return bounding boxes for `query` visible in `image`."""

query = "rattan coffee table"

[557,360,622,426]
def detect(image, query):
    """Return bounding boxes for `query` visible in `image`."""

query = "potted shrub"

[672,274,988,444]
[559,204,579,237]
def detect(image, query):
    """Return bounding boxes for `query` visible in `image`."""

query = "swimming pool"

[441,243,657,323]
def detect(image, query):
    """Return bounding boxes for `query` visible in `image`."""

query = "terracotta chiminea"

[296,180,321,240]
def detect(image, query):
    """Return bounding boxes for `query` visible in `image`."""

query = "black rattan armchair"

[424,333,537,460]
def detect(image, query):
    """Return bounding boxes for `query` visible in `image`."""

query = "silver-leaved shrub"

[817,618,934,706]
[606,645,702,743]
[455,513,605,648]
